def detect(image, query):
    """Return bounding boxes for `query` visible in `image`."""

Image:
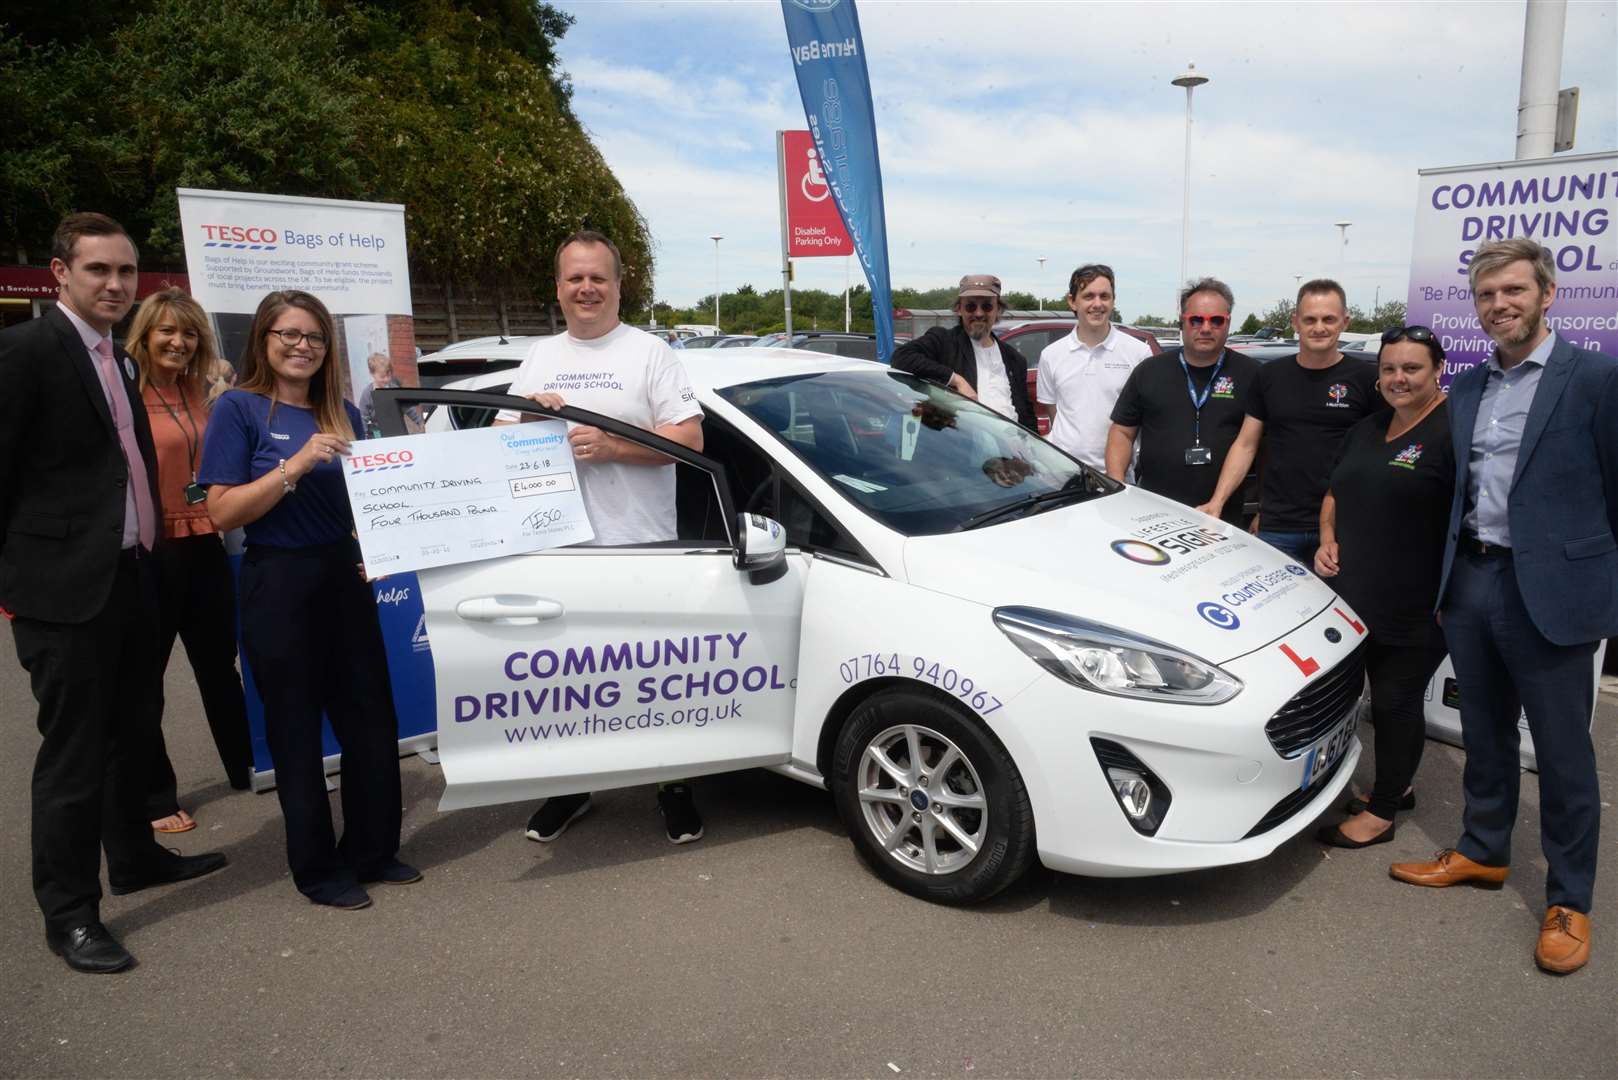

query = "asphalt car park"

[0,643,1611,1078]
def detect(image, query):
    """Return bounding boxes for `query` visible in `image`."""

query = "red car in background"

[994,320,1164,435]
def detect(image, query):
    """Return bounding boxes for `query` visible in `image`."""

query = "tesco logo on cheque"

[349,450,415,474]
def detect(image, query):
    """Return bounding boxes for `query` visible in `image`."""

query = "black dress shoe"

[46,922,133,974]
[109,849,228,896]
[1344,789,1416,815]
[1316,821,1396,849]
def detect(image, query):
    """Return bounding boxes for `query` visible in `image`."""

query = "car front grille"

[1264,643,1367,759]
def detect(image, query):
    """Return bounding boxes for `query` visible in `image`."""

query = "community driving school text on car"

[390,350,1369,905]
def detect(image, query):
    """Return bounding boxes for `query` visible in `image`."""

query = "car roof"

[438,346,880,395]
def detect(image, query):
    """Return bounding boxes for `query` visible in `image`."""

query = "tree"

[1133,313,1174,328]
[1365,299,1405,332]
[1238,313,1262,334]
[0,0,648,303]
[1257,298,1296,330]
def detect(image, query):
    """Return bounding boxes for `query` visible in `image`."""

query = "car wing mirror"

[735,513,788,584]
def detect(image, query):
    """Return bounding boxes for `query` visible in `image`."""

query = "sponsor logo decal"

[1326,383,1350,408]
[1111,539,1171,565]
[348,449,415,474]
[1285,564,1309,577]
[1197,601,1241,630]
[1390,442,1423,469]
[499,430,565,451]
[1211,375,1236,399]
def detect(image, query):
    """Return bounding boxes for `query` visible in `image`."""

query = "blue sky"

[554,0,1616,320]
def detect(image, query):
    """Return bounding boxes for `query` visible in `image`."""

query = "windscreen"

[718,369,1117,536]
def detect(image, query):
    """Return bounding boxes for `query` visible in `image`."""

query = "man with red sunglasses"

[1198,279,1381,563]
[891,274,1036,429]
[1106,278,1258,523]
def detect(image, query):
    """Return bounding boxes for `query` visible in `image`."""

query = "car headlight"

[992,606,1242,705]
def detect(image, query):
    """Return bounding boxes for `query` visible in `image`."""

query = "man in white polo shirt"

[1036,264,1151,472]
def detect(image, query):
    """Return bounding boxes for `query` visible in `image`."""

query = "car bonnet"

[900,487,1340,666]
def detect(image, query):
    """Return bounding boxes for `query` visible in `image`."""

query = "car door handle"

[454,596,565,625]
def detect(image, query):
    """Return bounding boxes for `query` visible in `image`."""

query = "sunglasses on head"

[1184,314,1228,329]
[960,299,998,314]
[1381,324,1447,360]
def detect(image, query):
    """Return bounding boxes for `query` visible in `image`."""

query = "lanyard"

[1179,351,1225,446]
[150,382,201,481]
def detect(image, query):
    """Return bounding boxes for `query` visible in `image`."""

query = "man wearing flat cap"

[891,274,1036,430]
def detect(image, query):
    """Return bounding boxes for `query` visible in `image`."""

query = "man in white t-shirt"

[1036,263,1151,473]
[890,274,1036,430]
[498,230,706,846]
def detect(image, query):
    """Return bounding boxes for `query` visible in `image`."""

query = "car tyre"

[831,688,1035,905]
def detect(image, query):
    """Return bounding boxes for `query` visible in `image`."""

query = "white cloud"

[555,0,1617,316]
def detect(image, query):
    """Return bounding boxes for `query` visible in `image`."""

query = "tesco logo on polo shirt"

[349,450,415,474]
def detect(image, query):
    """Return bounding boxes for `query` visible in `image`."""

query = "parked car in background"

[994,320,1165,436]
[415,336,536,388]
[713,335,760,348]
[681,336,727,349]
[758,331,884,361]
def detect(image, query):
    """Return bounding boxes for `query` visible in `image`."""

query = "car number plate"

[1299,712,1356,791]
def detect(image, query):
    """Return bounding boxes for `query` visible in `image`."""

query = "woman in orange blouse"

[128,288,252,832]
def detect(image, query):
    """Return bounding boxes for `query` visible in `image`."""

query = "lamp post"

[1172,63,1210,310]
[1334,221,1352,273]
[709,234,723,329]
[1037,256,1047,311]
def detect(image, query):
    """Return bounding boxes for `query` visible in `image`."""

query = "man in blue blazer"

[1390,238,1617,975]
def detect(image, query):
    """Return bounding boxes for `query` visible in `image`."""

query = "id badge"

[184,481,208,505]
[1184,446,1213,466]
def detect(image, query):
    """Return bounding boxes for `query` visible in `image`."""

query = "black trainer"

[657,784,704,845]
[525,793,591,842]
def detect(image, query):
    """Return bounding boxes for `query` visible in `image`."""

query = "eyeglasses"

[267,328,328,350]
[1184,315,1229,329]
[960,300,998,314]
[1381,324,1446,360]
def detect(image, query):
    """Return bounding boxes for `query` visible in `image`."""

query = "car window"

[698,414,868,561]
[1006,330,1051,368]
[719,369,1116,536]
[832,339,879,361]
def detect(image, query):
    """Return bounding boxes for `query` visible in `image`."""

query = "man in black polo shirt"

[1105,277,1258,525]
[1198,279,1380,563]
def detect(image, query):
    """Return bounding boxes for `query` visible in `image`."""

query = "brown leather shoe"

[1535,907,1591,974]
[1388,848,1509,888]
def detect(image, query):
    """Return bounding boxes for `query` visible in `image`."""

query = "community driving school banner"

[1406,152,1617,385]
[177,188,436,789]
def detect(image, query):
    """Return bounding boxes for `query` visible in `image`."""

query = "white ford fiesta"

[381,348,1369,904]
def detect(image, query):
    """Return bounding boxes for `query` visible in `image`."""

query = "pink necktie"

[95,339,157,550]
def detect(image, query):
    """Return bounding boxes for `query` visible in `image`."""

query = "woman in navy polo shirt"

[198,290,418,909]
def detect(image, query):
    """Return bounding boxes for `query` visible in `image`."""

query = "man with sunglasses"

[1197,279,1380,563]
[1106,278,1258,524]
[891,274,1036,430]
[1390,238,1618,976]
[1036,264,1151,472]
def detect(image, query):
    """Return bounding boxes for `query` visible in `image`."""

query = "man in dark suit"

[1390,238,1618,975]
[890,274,1037,430]
[0,213,227,974]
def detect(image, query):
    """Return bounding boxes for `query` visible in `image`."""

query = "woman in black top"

[1313,327,1453,848]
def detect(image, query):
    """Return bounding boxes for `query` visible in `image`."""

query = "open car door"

[372,389,804,811]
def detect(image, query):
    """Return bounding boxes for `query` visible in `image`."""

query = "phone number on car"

[837,653,1004,715]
